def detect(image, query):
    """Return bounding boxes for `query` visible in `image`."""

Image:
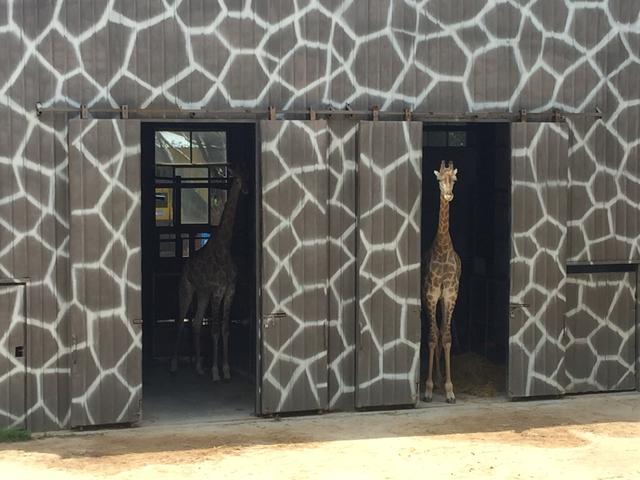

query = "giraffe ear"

[433,170,439,178]
[454,169,458,176]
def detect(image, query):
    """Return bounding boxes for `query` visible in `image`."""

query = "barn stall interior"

[140,123,257,423]
[420,123,510,400]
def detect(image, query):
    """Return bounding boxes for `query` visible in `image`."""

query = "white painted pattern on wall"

[565,271,636,392]
[0,0,638,428]
[0,283,26,428]
[356,121,422,406]
[260,120,329,413]
[509,122,568,397]
[68,119,142,426]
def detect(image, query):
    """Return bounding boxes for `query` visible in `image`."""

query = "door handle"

[72,334,77,364]
[263,312,286,329]
[509,303,529,309]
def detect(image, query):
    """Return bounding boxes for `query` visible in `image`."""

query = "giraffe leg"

[221,282,236,381]
[434,301,445,388]
[171,276,194,372]
[424,291,439,402]
[443,291,458,404]
[192,293,208,376]
[211,323,221,382]
[210,292,223,382]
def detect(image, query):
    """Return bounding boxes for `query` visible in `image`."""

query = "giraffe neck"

[203,176,242,255]
[436,194,452,248]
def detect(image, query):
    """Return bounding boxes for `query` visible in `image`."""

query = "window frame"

[423,126,472,148]
[152,127,232,258]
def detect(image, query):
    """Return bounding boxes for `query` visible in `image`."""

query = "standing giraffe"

[170,168,247,381]
[423,161,461,403]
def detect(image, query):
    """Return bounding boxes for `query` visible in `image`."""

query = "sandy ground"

[1,392,639,480]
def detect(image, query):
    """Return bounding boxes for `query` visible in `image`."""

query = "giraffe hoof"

[196,365,205,376]
[212,369,221,382]
[422,395,433,403]
[222,366,231,381]
[446,397,456,404]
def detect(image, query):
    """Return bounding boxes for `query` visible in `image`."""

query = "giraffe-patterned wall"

[356,121,422,407]
[327,120,358,411]
[259,119,330,414]
[0,0,639,429]
[67,119,142,427]
[509,122,569,398]
[565,270,636,393]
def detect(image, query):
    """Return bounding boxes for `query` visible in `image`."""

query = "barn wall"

[509,122,568,398]
[0,0,639,429]
[327,120,358,411]
[259,120,330,414]
[67,119,142,427]
[565,270,636,393]
[356,121,422,408]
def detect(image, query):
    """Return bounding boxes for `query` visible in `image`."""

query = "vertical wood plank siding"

[356,121,422,408]
[509,123,569,397]
[260,120,329,414]
[0,283,26,428]
[565,271,636,393]
[1,1,639,429]
[68,120,142,427]
[327,120,358,410]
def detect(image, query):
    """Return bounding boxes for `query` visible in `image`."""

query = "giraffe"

[423,161,461,404]
[170,167,247,381]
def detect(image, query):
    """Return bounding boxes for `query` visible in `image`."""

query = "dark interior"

[141,122,257,423]
[420,123,511,396]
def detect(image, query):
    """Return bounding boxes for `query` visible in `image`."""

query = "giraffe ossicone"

[423,161,461,404]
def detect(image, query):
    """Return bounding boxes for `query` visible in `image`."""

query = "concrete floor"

[142,362,255,425]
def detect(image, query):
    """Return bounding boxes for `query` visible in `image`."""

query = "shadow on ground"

[1,392,638,460]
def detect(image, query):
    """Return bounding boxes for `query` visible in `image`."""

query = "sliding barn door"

[327,120,358,411]
[68,119,142,426]
[508,122,568,398]
[356,121,423,408]
[0,283,26,429]
[259,120,329,414]
[565,271,636,393]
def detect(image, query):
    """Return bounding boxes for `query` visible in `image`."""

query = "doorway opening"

[141,122,257,424]
[420,123,511,400]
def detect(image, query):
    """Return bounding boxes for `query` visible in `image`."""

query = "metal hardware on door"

[14,346,24,358]
[509,303,530,319]
[263,312,286,329]
[72,334,77,364]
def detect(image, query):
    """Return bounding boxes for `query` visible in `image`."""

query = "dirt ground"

[1,393,639,480]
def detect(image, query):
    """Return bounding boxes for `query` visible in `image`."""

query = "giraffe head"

[228,164,249,195]
[433,161,458,202]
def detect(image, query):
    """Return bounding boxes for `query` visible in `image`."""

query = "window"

[154,129,230,257]
[424,130,468,147]
[155,131,191,164]
[426,131,447,147]
[181,188,209,224]
[159,233,176,258]
[448,131,466,147]
[155,130,227,165]
[155,188,173,226]
[191,131,227,164]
